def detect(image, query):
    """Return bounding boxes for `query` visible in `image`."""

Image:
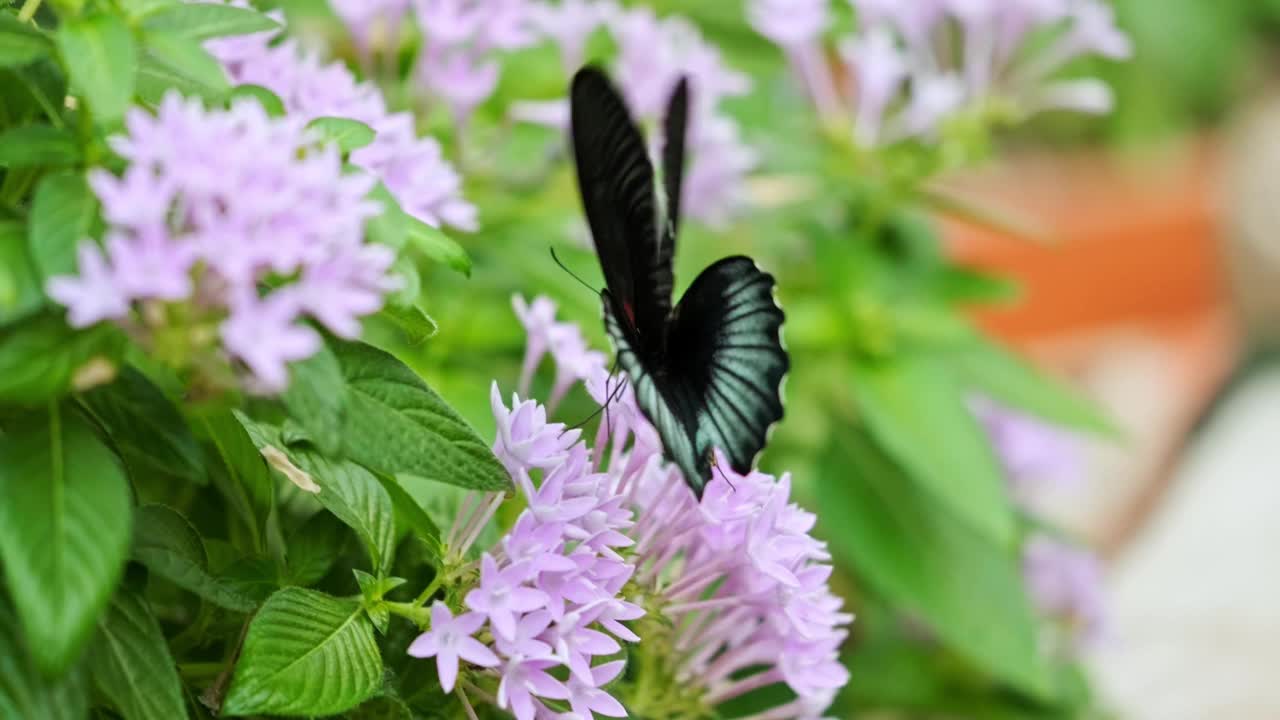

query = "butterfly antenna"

[564,370,628,432]
[711,453,736,492]
[549,247,600,296]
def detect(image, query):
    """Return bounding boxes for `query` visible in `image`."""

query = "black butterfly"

[569,66,789,498]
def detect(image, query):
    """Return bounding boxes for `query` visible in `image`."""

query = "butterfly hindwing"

[666,257,787,479]
[570,68,672,344]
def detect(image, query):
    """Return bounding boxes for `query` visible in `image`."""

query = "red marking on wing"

[623,301,636,327]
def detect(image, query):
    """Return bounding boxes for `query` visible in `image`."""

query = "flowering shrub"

[0,0,1127,717]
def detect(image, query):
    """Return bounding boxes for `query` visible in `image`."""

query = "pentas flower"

[516,3,758,228]
[752,0,1132,146]
[1023,534,1106,646]
[971,397,1082,502]
[203,3,478,231]
[412,0,540,129]
[47,94,392,393]
[330,0,412,54]
[411,295,851,718]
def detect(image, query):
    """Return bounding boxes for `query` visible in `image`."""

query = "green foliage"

[55,14,137,125]
[0,125,80,168]
[87,590,186,720]
[139,2,280,40]
[281,344,347,456]
[309,116,377,153]
[0,220,42,324]
[0,605,89,719]
[0,406,132,675]
[407,217,473,277]
[28,171,98,282]
[81,367,207,484]
[222,588,383,717]
[332,340,512,492]
[821,429,1052,701]
[0,14,52,68]
[131,504,258,612]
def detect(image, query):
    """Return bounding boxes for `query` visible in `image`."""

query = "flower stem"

[456,685,481,720]
[17,0,43,23]
[413,573,446,607]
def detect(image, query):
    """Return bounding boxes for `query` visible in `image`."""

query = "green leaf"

[140,2,280,40]
[948,339,1118,435]
[0,406,132,675]
[0,125,80,168]
[365,182,407,251]
[28,171,97,282]
[289,450,396,575]
[228,83,284,116]
[139,30,230,99]
[197,410,275,553]
[819,429,1052,699]
[135,52,223,105]
[130,505,258,612]
[333,340,511,492]
[0,221,42,325]
[375,473,442,560]
[81,366,207,484]
[222,588,382,717]
[851,355,1014,546]
[56,14,137,124]
[376,303,438,344]
[0,313,123,405]
[308,116,376,153]
[346,696,415,719]
[406,217,471,277]
[87,590,185,720]
[282,344,346,456]
[0,14,52,68]
[284,511,346,586]
[0,605,89,719]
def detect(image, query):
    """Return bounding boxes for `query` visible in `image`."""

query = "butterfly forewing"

[570,68,673,345]
[661,78,689,240]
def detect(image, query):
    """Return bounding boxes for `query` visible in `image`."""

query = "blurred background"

[280,0,1280,716]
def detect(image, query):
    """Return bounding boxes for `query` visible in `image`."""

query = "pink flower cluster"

[409,295,851,718]
[510,2,758,228]
[749,0,1132,145]
[409,384,641,720]
[412,0,541,129]
[47,94,392,392]
[205,4,478,231]
[1022,534,1106,646]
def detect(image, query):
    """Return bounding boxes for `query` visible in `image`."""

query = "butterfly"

[568,66,789,498]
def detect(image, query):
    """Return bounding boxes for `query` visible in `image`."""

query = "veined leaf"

[56,14,137,124]
[87,590,185,720]
[131,505,257,612]
[0,605,88,719]
[948,338,1118,436]
[333,340,511,492]
[851,355,1014,546]
[284,511,347,586]
[139,30,230,100]
[140,2,280,40]
[0,125,79,168]
[819,429,1052,699]
[289,450,396,575]
[281,343,346,456]
[407,217,471,277]
[0,406,132,675]
[81,366,207,484]
[376,303,439,345]
[308,116,376,153]
[228,83,284,116]
[222,588,382,717]
[196,410,275,553]
[0,14,52,68]
[0,313,124,406]
[0,220,42,325]
[28,170,97,282]
[365,181,408,251]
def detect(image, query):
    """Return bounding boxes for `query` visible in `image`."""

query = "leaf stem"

[17,0,43,23]
[386,601,431,627]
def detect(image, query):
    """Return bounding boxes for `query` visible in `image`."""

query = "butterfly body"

[570,67,788,497]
